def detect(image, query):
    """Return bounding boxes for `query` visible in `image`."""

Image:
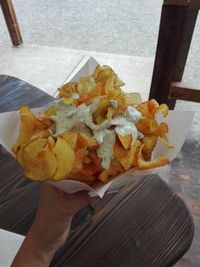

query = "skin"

[11,183,97,267]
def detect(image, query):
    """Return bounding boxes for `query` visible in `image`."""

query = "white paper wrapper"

[0,57,194,197]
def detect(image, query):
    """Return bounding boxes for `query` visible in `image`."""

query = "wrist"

[28,215,72,255]
[11,227,55,267]
[25,227,55,263]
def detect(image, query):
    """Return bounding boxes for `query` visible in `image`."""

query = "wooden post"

[0,0,23,46]
[173,9,198,81]
[149,4,188,109]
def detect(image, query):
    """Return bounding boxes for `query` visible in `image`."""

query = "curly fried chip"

[155,122,174,148]
[136,117,158,135]
[58,82,78,98]
[137,144,169,170]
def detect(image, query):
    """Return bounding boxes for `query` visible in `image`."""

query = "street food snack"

[12,65,173,184]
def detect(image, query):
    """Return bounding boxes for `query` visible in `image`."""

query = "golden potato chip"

[114,140,129,160]
[142,135,157,153]
[74,148,85,171]
[103,75,115,95]
[156,103,169,117]
[58,82,78,98]
[30,130,50,142]
[37,116,53,128]
[80,151,101,176]
[23,136,57,180]
[119,140,141,170]
[136,117,158,135]
[62,98,77,106]
[155,122,173,148]
[95,115,106,125]
[111,158,124,173]
[93,65,125,91]
[53,137,75,180]
[137,144,169,169]
[98,170,109,183]
[106,106,115,119]
[114,76,125,88]
[48,136,56,148]
[76,132,98,150]
[12,106,50,153]
[142,135,157,161]
[40,142,58,178]
[117,133,132,150]
[125,93,142,106]
[16,146,24,167]
[61,132,78,149]
[98,162,119,183]
[93,95,109,120]
[44,106,56,117]
[93,65,102,80]
[77,84,101,105]
[83,156,92,164]
[77,76,96,95]
[147,99,159,116]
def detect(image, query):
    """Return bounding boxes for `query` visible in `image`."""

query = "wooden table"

[0,75,194,267]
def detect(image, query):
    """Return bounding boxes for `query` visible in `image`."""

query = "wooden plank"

[0,0,23,46]
[149,5,187,108]
[173,8,199,81]
[169,81,200,102]
[164,1,200,10]
[164,0,189,6]
[189,0,200,9]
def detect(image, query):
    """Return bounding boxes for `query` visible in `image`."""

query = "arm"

[11,184,96,267]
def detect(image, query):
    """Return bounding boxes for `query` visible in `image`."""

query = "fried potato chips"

[13,64,173,184]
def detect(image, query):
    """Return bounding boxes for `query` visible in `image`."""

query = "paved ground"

[1,0,200,81]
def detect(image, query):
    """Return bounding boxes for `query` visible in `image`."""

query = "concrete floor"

[1,0,200,83]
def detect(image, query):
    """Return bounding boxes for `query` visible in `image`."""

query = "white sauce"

[71,93,80,99]
[109,100,118,109]
[97,130,116,169]
[52,100,141,169]
[127,106,141,123]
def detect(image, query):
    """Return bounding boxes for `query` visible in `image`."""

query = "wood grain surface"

[0,76,194,266]
[51,174,194,267]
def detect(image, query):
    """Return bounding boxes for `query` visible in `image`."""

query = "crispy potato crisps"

[117,133,132,150]
[53,137,75,180]
[13,64,173,184]
[125,93,142,106]
[137,144,170,170]
[13,106,51,153]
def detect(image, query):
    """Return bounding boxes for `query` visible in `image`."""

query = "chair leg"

[149,4,188,109]
[1,0,23,46]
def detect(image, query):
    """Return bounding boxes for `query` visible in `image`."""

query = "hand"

[12,183,98,267]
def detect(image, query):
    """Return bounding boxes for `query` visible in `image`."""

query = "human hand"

[12,183,98,267]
